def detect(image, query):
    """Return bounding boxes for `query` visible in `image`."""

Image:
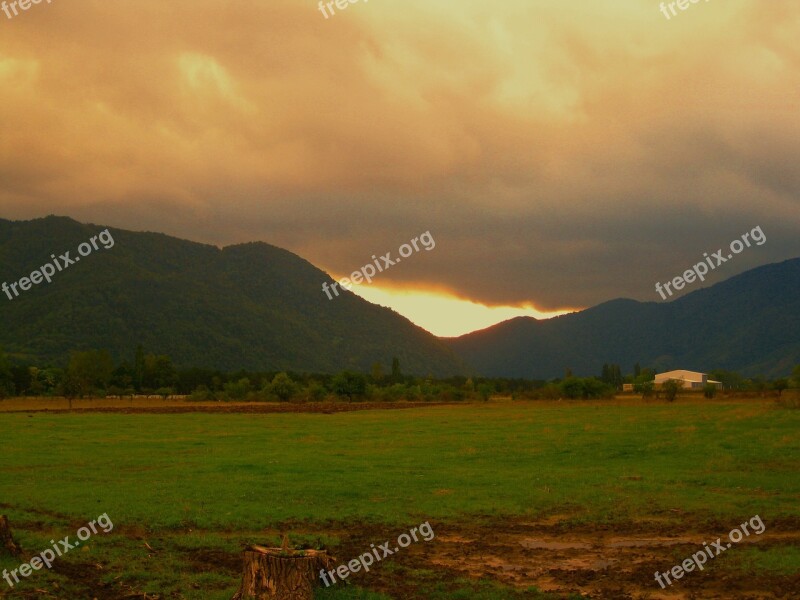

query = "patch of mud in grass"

[425,518,800,599]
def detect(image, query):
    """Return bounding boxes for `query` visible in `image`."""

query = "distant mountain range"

[2,216,797,379]
[0,216,468,375]
[445,257,800,379]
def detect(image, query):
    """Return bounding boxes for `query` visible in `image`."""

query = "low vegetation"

[3,348,800,406]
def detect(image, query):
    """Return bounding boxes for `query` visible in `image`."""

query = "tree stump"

[0,515,22,557]
[231,542,334,600]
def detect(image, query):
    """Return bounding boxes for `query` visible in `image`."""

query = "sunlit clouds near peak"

[0,0,798,313]
[349,285,575,337]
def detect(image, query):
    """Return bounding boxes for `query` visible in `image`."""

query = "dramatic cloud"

[1,0,798,315]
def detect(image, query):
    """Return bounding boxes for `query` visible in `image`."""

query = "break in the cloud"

[1,0,799,317]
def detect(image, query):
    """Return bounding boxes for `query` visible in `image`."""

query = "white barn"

[654,370,723,390]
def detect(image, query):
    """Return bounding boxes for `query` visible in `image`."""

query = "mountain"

[0,216,468,375]
[445,258,800,379]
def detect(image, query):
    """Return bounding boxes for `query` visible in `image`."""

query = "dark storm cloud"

[0,0,798,310]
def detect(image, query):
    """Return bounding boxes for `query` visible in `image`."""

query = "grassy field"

[1,398,798,598]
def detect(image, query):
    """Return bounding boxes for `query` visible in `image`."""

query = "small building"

[653,370,723,390]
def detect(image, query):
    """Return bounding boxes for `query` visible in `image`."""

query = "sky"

[1,0,799,336]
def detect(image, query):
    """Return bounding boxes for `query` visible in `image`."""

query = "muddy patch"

[421,519,800,599]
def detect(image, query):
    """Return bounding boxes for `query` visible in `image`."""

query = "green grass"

[723,545,800,575]
[0,399,798,597]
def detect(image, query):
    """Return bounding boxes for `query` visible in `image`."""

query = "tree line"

[1,347,798,402]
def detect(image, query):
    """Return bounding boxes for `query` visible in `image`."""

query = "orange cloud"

[0,0,798,313]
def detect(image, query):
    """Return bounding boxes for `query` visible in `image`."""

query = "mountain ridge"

[445,257,800,379]
[0,215,468,375]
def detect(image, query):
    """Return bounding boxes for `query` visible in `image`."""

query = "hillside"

[445,258,800,379]
[0,216,468,375]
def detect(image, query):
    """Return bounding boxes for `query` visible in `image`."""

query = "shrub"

[477,383,494,401]
[560,377,585,399]
[773,378,789,397]
[384,383,406,401]
[224,378,251,400]
[539,383,562,400]
[191,385,214,402]
[331,371,368,401]
[405,385,422,401]
[662,379,683,402]
[583,378,615,399]
[266,372,297,402]
[636,381,655,398]
[306,381,327,402]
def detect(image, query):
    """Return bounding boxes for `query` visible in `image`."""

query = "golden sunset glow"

[349,285,574,337]
[1,0,798,335]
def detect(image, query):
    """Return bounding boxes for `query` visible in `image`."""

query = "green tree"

[477,382,494,401]
[142,354,178,391]
[390,357,402,383]
[28,367,44,396]
[332,371,367,401]
[600,364,623,390]
[370,362,384,383]
[59,376,82,405]
[10,366,32,396]
[637,380,654,398]
[64,350,114,397]
[190,385,214,402]
[749,376,768,395]
[111,363,135,393]
[792,365,800,389]
[662,379,683,402]
[267,372,297,401]
[154,387,174,399]
[306,381,327,402]
[584,377,615,399]
[709,369,745,391]
[35,368,61,396]
[773,378,789,397]
[384,383,406,401]
[560,377,585,399]
[703,383,717,399]
[224,377,251,400]
[0,348,14,398]
[134,344,145,391]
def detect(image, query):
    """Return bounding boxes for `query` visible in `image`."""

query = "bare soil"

[323,516,800,599]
